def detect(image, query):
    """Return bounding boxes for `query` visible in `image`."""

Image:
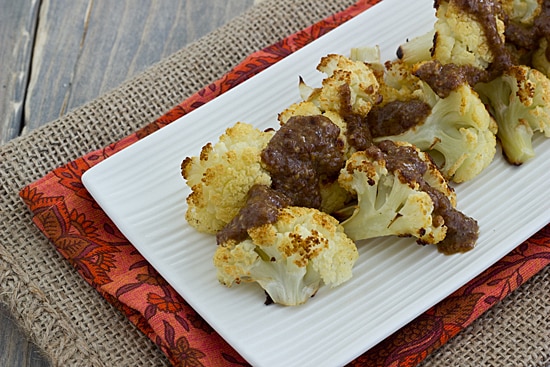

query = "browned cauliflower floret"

[433,0,506,69]
[337,140,478,254]
[377,60,432,105]
[399,0,508,70]
[300,54,380,117]
[337,141,450,245]
[181,122,274,233]
[376,82,498,183]
[214,206,358,306]
[362,58,497,183]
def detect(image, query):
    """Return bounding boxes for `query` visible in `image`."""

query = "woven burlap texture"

[0,0,548,366]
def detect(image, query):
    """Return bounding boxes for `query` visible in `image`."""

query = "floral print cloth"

[20,0,550,366]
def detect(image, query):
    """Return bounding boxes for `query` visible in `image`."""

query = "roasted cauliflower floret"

[301,54,380,117]
[475,64,550,164]
[337,141,451,245]
[433,0,506,69]
[377,60,433,105]
[181,122,274,233]
[214,205,358,306]
[374,83,497,183]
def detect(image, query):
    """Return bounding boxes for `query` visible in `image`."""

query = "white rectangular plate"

[82,1,550,366]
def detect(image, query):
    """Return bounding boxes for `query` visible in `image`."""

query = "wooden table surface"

[0,1,260,365]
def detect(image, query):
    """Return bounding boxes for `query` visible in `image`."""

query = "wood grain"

[0,0,256,365]
[25,0,256,137]
[0,304,49,367]
[0,0,39,144]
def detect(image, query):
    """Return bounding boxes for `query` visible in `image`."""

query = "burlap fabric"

[0,0,548,366]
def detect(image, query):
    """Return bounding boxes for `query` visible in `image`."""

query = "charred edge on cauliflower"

[396,29,436,64]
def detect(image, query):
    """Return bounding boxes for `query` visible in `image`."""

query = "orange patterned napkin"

[20,0,550,366]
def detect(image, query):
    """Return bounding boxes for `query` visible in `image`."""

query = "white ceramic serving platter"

[82,0,550,366]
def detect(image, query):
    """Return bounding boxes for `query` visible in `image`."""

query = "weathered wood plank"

[23,0,255,136]
[0,303,49,367]
[22,0,111,136]
[0,0,40,144]
[0,1,43,348]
